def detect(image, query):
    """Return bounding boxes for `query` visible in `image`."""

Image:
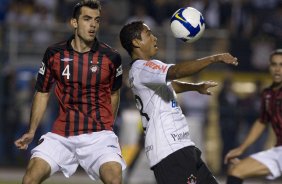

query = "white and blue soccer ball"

[170,7,205,43]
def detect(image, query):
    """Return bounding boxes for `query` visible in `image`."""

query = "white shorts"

[31,131,126,180]
[251,146,282,180]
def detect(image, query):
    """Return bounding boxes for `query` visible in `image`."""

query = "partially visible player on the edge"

[225,49,282,184]
[119,20,238,184]
[14,1,126,184]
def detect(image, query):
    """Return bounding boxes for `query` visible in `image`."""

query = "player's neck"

[71,37,93,53]
[272,82,282,90]
[132,51,150,61]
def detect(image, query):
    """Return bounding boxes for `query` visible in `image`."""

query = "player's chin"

[273,76,282,83]
[153,47,158,54]
[85,35,96,42]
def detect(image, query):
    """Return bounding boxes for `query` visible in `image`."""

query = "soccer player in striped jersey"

[119,21,238,184]
[225,49,282,184]
[14,1,126,183]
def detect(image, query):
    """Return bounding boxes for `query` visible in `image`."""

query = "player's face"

[139,24,158,58]
[72,7,100,43]
[270,54,282,84]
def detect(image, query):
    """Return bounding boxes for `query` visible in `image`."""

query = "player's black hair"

[119,21,144,57]
[72,0,101,19]
[270,49,282,61]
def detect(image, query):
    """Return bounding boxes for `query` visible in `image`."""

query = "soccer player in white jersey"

[119,21,238,184]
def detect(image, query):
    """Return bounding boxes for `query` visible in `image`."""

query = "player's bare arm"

[224,119,267,164]
[172,80,218,94]
[111,89,120,121]
[167,53,238,81]
[14,91,50,150]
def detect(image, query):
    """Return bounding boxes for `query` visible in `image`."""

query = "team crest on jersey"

[187,174,197,184]
[90,65,99,73]
[38,62,45,75]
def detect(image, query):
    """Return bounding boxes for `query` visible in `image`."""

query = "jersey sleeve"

[137,60,173,85]
[111,53,123,91]
[35,48,54,92]
[259,90,269,124]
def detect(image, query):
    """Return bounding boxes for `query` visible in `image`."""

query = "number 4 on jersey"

[62,64,70,79]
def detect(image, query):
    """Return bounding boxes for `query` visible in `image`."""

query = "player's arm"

[14,91,50,150]
[224,119,267,164]
[167,53,238,81]
[172,80,217,94]
[111,89,120,121]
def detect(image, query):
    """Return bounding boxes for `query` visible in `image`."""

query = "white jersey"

[129,59,195,167]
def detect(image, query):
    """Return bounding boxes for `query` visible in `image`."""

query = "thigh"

[77,131,126,180]
[153,147,198,184]
[31,133,78,177]
[196,160,219,184]
[229,157,270,178]
[23,157,51,183]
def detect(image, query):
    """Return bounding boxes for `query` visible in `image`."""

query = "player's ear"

[70,18,78,29]
[132,38,141,48]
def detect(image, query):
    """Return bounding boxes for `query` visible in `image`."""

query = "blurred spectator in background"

[126,3,156,29]
[237,80,269,157]
[55,0,77,23]
[0,0,9,23]
[250,34,275,71]
[228,0,254,71]
[218,76,239,174]
[1,68,20,165]
[30,5,55,45]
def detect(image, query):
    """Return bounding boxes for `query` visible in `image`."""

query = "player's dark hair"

[72,0,101,19]
[270,49,282,61]
[119,21,144,57]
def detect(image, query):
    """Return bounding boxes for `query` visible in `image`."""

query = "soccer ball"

[170,7,205,43]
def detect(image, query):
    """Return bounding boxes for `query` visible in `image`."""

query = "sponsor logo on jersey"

[116,65,123,77]
[171,100,178,108]
[143,60,168,73]
[171,131,189,141]
[60,58,73,62]
[38,62,45,75]
[145,145,153,153]
[107,145,117,149]
[187,174,197,184]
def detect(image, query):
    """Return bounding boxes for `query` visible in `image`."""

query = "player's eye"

[95,18,100,24]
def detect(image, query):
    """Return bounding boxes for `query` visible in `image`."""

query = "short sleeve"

[137,60,173,85]
[111,53,123,91]
[35,48,54,92]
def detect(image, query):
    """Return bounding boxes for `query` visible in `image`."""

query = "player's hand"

[214,53,238,66]
[14,132,35,150]
[197,81,218,95]
[224,147,244,164]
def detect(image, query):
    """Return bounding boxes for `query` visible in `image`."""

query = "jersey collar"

[66,35,99,52]
[130,58,140,66]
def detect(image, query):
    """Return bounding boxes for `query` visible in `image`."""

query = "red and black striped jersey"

[35,36,123,137]
[260,85,282,146]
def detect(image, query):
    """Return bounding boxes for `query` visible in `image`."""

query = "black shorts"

[152,146,219,184]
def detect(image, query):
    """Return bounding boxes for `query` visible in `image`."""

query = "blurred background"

[0,0,282,183]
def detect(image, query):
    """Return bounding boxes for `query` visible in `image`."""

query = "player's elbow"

[167,66,181,80]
